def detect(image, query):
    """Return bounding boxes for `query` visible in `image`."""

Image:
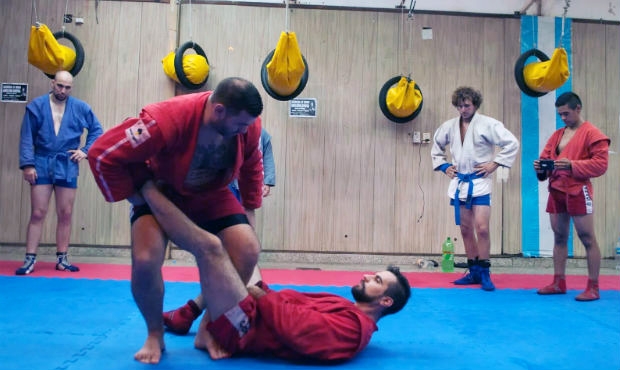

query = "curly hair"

[451,86,483,109]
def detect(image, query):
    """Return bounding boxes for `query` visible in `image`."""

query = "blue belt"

[453,172,484,225]
[45,152,71,180]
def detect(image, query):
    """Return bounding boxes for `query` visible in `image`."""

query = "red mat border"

[1,261,619,289]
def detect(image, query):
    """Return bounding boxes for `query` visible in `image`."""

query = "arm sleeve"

[257,293,368,361]
[431,124,450,170]
[571,138,610,180]
[19,108,37,169]
[261,132,276,186]
[490,122,520,168]
[437,163,451,173]
[88,117,165,202]
[238,119,264,209]
[80,107,104,154]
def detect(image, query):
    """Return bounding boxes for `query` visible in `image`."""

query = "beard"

[211,120,237,138]
[53,92,67,101]
[351,283,374,303]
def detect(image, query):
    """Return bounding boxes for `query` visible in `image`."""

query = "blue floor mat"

[1,276,619,370]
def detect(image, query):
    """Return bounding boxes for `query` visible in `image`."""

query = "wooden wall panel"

[572,22,611,258]
[254,6,291,251]
[399,14,460,255]
[0,0,32,243]
[372,12,399,254]
[72,0,126,246]
[322,11,375,253]
[501,18,524,256]
[1,1,618,260]
[481,17,507,256]
[354,12,379,254]
[603,24,620,257]
[392,13,426,255]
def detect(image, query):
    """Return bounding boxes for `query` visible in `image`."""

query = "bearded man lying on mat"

[139,180,411,362]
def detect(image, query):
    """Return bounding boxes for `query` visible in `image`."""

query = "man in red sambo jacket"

[88,77,265,364]
[139,179,411,362]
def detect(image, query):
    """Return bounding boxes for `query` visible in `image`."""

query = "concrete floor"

[1,243,619,275]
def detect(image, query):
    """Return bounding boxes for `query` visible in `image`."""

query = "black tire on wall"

[174,41,209,90]
[378,76,423,124]
[514,48,550,98]
[260,49,309,101]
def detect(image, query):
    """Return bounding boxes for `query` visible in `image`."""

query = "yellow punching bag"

[523,48,570,93]
[28,24,76,75]
[162,41,210,90]
[515,47,570,97]
[162,51,209,85]
[386,77,423,118]
[379,76,424,123]
[266,32,306,96]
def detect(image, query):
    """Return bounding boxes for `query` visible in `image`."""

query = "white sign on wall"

[289,98,317,118]
[1,83,28,103]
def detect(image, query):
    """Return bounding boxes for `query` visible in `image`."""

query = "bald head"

[54,70,74,82]
[51,70,73,102]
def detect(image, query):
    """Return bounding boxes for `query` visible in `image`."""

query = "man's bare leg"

[218,225,260,284]
[458,208,478,260]
[25,185,54,254]
[53,187,77,254]
[131,214,168,364]
[472,205,491,260]
[573,214,601,280]
[550,213,570,276]
[141,181,250,354]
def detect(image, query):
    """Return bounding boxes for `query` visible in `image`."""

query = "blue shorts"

[35,177,77,189]
[450,193,491,207]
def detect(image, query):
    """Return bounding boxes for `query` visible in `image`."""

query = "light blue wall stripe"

[554,17,574,256]
[521,15,541,257]
[520,16,573,257]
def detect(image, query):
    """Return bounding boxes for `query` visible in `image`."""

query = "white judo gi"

[431,112,519,203]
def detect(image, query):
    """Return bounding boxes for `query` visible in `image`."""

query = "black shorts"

[130,204,249,234]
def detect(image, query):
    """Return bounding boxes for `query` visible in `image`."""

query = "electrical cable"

[416,135,425,223]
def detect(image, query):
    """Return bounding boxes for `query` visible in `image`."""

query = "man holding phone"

[533,91,610,301]
[538,159,554,170]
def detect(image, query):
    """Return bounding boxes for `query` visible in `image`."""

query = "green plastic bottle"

[441,237,455,272]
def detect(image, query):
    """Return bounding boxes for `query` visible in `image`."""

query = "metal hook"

[408,0,416,19]
[559,0,571,47]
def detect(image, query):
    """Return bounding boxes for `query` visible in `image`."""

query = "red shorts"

[206,295,257,354]
[546,186,593,216]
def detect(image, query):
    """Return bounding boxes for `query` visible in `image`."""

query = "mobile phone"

[539,159,554,170]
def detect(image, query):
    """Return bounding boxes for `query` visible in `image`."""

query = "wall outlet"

[422,132,431,143]
[412,131,421,143]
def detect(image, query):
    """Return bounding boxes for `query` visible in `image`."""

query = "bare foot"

[194,316,231,360]
[134,334,165,364]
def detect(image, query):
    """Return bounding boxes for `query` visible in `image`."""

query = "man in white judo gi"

[431,86,519,291]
